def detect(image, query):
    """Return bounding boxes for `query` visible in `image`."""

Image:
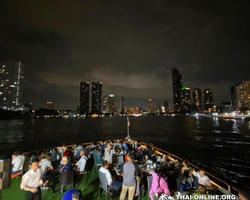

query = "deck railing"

[22,139,239,196]
[140,141,239,196]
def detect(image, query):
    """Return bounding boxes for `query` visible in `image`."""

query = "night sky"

[0,0,249,110]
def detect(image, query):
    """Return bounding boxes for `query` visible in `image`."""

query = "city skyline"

[0,1,249,110]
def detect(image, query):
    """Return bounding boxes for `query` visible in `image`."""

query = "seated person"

[181,159,191,177]
[137,144,144,152]
[157,155,162,163]
[150,169,170,200]
[192,185,209,199]
[75,151,88,173]
[192,168,211,187]
[12,151,26,174]
[99,161,122,196]
[39,152,53,189]
[62,189,83,200]
[59,157,74,173]
[143,155,151,164]
[179,174,191,192]
[147,144,155,160]
[161,154,167,163]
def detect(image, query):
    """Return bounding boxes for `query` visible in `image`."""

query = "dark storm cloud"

[0,0,249,109]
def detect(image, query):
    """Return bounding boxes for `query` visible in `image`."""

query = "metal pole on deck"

[126,116,131,139]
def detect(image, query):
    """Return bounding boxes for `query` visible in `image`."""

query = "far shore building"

[230,81,250,110]
[203,89,214,111]
[0,61,25,110]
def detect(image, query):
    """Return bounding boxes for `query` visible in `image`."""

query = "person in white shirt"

[75,151,88,173]
[192,168,211,187]
[99,161,122,196]
[20,158,43,200]
[12,151,25,174]
[39,153,53,189]
[104,143,113,163]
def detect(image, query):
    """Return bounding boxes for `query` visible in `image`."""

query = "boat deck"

[1,140,239,200]
[1,169,149,200]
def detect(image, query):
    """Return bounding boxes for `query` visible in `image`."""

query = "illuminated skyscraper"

[91,82,102,114]
[230,81,250,110]
[193,88,202,111]
[172,68,183,112]
[203,89,213,110]
[0,61,24,109]
[163,101,169,113]
[108,94,115,114]
[181,87,191,112]
[147,99,155,114]
[103,96,109,113]
[46,102,53,110]
[79,82,90,115]
[119,96,124,114]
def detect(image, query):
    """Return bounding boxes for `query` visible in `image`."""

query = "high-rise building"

[108,94,114,114]
[193,88,202,111]
[0,61,24,109]
[230,81,250,110]
[157,103,162,114]
[181,87,191,112]
[79,82,90,115]
[163,101,169,113]
[92,82,102,114]
[147,99,155,114]
[103,96,109,113]
[46,102,53,110]
[172,68,183,112]
[203,89,213,110]
[119,96,124,114]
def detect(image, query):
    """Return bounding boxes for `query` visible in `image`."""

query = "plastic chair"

[117,155,124,166]
[59,171,74,194]
[75,158,92,187]
[98,171,109,200]
[147,176,153,200]
[92,153,103,175]
[98,171,119,200]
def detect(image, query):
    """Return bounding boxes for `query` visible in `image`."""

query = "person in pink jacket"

[150,170,171,200]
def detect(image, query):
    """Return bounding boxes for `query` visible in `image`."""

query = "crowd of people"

[11,138,249,200]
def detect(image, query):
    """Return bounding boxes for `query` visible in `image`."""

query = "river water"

[0,116,250,190]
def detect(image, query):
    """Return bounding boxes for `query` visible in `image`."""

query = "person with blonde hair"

[192,185,209,200]
[59,157,73,173]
